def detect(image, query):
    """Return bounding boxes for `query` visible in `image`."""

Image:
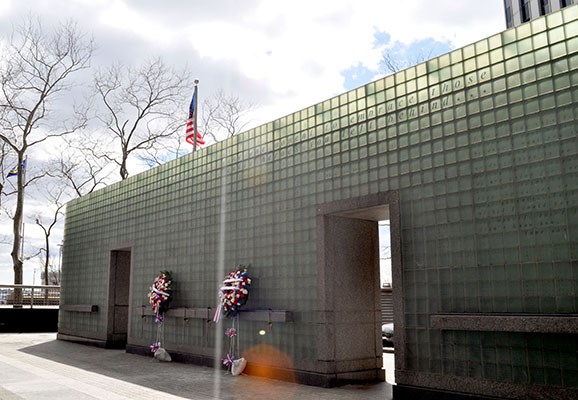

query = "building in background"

[504,0,577,27]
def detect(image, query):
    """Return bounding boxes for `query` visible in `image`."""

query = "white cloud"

[183,0,505,127]
[0,0,10,16]
[0,0,508,282]
[97,0,175,46]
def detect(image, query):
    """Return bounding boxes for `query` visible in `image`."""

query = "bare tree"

[0,17,93,294]
[1,160,47,253]
[139,88,255,168]
[34,183,66,286]
[50,140,112,197]
[13,144,108,287]
[40,263,61,285]
[137,131,188,168]
[200,89,255,142]
[93,58,193,180]
[381,48,435,74]
[0,141,11,210]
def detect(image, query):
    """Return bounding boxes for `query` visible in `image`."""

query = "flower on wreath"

[222,353,235,367]
[150,341,160,353]
[220,267,251,318]
[225,327,238,338]
[148,270,173,323]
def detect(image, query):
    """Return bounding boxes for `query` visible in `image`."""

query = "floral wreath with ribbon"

[213,267,251,323]
[148,270,173,324]
[213,266,251,375]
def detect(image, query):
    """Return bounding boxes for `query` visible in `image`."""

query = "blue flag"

[7,159,26,178]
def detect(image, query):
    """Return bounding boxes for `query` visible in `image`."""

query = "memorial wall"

[60,6,578,399]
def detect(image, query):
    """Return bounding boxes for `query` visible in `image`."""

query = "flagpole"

[193,79,199,152]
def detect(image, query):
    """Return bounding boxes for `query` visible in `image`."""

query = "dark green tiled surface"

[62,5,578,388]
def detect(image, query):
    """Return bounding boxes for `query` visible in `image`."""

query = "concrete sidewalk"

[0,334,393,399]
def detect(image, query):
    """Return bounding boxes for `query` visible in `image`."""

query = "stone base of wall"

[57,332,124,349]
[393,385,504,400]
[395,371,578,400]
[126,344,385,388]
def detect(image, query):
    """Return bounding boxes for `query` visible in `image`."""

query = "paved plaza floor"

[0,333,394,399]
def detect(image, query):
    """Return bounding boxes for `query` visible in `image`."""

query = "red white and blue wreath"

[149,270,173,323]
[213,267,251,322]
[213,266,251,375]
[148,271,173,361]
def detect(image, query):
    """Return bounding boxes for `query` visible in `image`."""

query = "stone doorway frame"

[316,191,404,385]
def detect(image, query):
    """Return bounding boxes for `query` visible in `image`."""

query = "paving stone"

[0,333,393,399]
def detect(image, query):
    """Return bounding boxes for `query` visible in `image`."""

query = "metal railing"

[0,284,60,308]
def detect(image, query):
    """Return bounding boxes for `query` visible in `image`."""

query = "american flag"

[185,89,205,148]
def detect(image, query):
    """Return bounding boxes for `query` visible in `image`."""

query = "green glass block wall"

[61,5,578,397]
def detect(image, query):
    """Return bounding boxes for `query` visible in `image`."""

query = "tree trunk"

[44,237,50,286]
[120,158,128,180]
[11,154,24,307]
[44,235,50,304]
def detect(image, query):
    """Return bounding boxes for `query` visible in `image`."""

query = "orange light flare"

[231,344,297,396]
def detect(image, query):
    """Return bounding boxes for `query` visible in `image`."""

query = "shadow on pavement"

[18,337,393,400]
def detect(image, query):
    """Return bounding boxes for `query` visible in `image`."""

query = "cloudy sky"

[0,0,505,284]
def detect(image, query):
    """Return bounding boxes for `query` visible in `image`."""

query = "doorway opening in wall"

[317,192,401,385]
[379,219,395,384]
[107,249,131,348]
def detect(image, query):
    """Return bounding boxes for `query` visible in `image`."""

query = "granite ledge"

[430,313,578,333]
